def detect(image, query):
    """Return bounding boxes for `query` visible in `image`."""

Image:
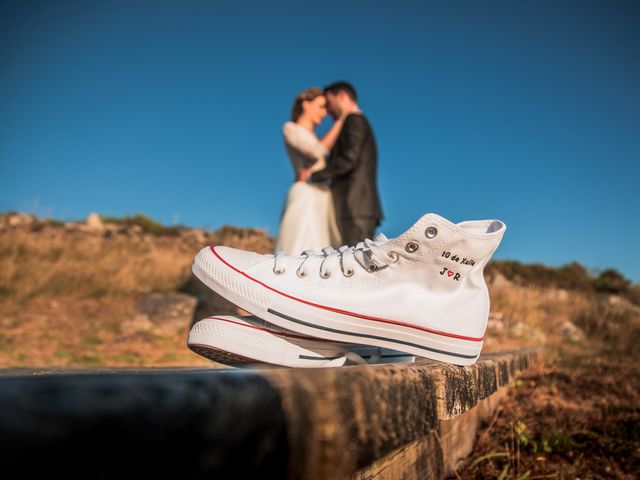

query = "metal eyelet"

[273,266,285,275]
[405,242,419,253]
[425,227,438,239]
[387,252,399,263]
[320,270,331,279]
[367,264,378,273]
[343,269,354,277]
[296,269,307,278]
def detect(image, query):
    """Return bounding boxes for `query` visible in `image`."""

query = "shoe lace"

[274,235,398,278]
[325,348,383,367]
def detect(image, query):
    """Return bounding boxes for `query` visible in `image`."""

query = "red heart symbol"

[447,271,454,277]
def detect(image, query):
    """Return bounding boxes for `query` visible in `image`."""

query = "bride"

[274,87,346,256]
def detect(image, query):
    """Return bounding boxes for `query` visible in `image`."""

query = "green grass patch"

[113,353,144,365]
[82,335,102,346]
[77,354,103,366]
[99,213,181,236]
[54,350,73,359]
[0,333,15,351]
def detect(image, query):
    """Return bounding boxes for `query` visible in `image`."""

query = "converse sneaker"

[192,213,506,366]
[188,315,415,368]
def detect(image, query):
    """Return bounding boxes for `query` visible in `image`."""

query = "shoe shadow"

[179,276,242,329]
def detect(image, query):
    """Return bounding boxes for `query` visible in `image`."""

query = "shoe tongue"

[373,232,388,243]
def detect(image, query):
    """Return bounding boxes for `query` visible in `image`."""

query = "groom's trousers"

[339,216,380,246]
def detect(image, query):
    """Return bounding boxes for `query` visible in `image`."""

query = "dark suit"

[311,113,383,245]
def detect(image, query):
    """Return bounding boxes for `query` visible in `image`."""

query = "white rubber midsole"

[192,247,483,366]
[188,316,414,368]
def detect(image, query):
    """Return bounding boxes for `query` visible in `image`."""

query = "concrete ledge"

[265,349,540,479]
[0,349,539,479]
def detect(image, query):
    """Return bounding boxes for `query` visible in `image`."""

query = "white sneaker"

[188,315,415,368]
[192,213,506,366]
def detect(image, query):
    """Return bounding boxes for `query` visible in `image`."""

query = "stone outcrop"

[85,212,104,231]
[128,292,198,336]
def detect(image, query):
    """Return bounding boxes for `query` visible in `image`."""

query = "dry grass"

[485,278,640,354]
[491,284,590,329]
[2,224,638,366]
[0,228,194,301]
[0,223,273,304]
[0,223,272,367]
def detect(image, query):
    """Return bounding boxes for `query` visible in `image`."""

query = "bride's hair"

[291,87,323,122]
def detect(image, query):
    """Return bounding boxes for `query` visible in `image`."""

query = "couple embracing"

[275,81,383,255]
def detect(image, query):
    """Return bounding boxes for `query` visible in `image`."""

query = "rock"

[608,295,621,306]
[559,320,586,342]
[122,314,155,335]
[7,212,35,227]
[133,292,198,336]
[510,321,546,343]
[487,312,505,334]
[509,322,534,337]
[487,317,504,334]
[511,321,529,338]
[85,213,104,231]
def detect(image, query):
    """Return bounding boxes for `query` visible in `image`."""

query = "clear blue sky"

[1,1,639,282]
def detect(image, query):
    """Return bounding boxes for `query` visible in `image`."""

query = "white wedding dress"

[274,122,342,256]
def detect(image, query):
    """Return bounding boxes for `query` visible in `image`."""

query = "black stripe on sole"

[267,308,478,360]
[298,354,413,360]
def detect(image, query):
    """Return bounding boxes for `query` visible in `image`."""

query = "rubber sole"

[188,344,256,367]
[188,316,415,368]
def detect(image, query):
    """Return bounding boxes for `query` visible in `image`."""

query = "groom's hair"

[324,81,358,102]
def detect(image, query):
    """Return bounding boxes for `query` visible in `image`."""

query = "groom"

[308,81,383,246]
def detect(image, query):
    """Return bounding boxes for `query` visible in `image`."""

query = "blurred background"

[1,2,639,477]
[1,0,638,279]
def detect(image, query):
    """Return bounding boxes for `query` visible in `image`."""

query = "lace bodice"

[282,121,328,173]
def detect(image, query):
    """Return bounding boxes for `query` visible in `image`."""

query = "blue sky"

[1,1,639,282]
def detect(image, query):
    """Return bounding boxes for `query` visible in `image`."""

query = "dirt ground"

[458,346,640,479]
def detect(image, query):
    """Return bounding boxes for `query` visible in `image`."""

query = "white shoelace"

[325,348,383,367]
[273,234,398,278]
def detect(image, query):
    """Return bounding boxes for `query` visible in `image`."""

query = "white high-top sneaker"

[188,315,415,368]
[192,213,506,366]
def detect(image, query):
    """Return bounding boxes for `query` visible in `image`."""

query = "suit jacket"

[311,113,383,221]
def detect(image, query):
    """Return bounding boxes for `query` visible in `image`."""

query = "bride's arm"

[318,114,347,150]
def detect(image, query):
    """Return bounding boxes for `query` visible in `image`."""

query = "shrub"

[593,269,630,294]
[100,213,181,236]
[488,261,634,301]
